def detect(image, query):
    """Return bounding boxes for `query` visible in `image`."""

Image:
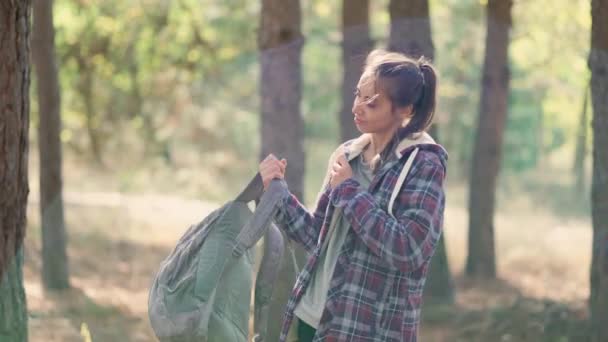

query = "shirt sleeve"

[272,145,343,253]
[330,160,446,272]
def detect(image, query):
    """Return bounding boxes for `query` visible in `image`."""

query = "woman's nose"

[352,99,361,116]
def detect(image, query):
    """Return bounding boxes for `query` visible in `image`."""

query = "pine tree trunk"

[259,0,305,201]
[259,1,306,340]
[388,0,438,139]
[573,82,589,194]
[589,0,608,340]
[0,1,31,340]
[388,0,434,60]
[33,0,70,290]
[465,0,512,278]
[339,0,372,142]
[388,0,453,302]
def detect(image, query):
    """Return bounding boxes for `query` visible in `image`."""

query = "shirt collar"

[344,131,437,161]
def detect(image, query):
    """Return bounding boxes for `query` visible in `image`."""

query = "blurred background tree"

[33,0,71,291]
[0,1,31,341]
[387,0,454,304]
[12,0,603,341]
[466,0,513,278]
[588,0,608,339]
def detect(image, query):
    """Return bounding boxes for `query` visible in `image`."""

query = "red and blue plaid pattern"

[274,138,447,341]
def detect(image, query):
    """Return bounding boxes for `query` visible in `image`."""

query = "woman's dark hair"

[362,49,437,170]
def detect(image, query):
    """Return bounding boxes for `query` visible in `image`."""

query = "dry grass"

[24,148,593,341]
[23,181,592,342]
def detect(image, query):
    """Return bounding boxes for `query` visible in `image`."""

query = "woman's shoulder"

[410,144,448,173]
[327,137,357,162]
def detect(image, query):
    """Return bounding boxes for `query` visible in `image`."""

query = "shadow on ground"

[421,276,590,342]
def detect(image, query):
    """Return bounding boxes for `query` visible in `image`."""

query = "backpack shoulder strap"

[387,147,419,219]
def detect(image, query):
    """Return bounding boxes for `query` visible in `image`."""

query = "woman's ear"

[398,105,414,120]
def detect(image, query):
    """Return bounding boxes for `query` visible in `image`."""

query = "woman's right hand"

[259,154,287,191]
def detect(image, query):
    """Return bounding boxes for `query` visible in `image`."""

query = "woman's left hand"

[329,154,353,188]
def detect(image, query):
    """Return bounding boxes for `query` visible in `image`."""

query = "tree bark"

[589,0,608,340]
[259,1,306,340]
[0,1,32,340]
[259,0,305,202]
[75,56,104,166]
[388,0,438,139]
[339,0,372,142]
[388,0,434,60]
[573,82,589,193]
[33,0,70,290]
[465,0,512,278]
[388,0,453,302]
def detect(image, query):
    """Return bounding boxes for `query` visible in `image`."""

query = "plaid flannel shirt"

[274,132,448,341]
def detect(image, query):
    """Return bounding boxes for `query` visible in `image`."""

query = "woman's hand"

[259,154,287,190]
[329,154,353,188]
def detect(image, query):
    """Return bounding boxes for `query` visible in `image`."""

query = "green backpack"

[148,176,288,342]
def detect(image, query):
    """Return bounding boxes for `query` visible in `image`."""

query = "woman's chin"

[355,126,371,134]
[354,122,367,133]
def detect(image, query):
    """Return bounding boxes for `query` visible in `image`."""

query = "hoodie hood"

[344,131,448,168]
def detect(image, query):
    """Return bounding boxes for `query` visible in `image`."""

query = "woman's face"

[351,74,408,135]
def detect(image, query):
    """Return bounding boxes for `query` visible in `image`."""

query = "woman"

[259,49,447,342]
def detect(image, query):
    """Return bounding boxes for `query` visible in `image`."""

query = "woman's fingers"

[263,153,277,162]
[259,154,287,189]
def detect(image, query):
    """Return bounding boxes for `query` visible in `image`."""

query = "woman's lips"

[354,117,364,125]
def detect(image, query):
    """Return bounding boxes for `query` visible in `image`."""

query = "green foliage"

[42,0,591,201]
[503,85,543,172]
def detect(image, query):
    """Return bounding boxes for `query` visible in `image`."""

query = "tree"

[589,0,608,340]
[388,0,434,60]
[388,0,454,303]
[388,0,439,137]
[465,0,513,278]
[572,81,590,194]
[0,1,32,341]
[339,0,372,142]
[259,1,306,340]
[33,0,70,290]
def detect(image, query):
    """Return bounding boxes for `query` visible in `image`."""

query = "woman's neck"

[369,126,399,156]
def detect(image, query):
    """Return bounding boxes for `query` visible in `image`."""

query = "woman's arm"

[273,186,331,253]
[272,146,344,253]
[330,157,446,272]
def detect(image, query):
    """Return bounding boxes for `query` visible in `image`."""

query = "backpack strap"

[235,172,265,203]
[253,224,284,341]
[233,179,286,257]
[387,148,419,219]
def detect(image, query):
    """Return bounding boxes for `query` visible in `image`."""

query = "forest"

[0,0,607,341]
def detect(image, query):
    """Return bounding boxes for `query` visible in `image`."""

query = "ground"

[23,180,591,341]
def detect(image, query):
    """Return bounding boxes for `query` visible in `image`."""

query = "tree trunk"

[339,0,372,142]
[33,0,70,290]
[589,0,608,340]
[388,0,453,302]
[259,1,306,341]
[465,0,512,278]
[76,57,104,166]
[259,0,305,201]
[388,0,434,60]
[573,81,590,194]
[82,71,103,166]
[0,1,31,340]
[388,0,438,139]
[424,236,454,304]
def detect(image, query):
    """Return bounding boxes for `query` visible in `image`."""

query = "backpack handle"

[235,172,266,203]
[233,178,286,257]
